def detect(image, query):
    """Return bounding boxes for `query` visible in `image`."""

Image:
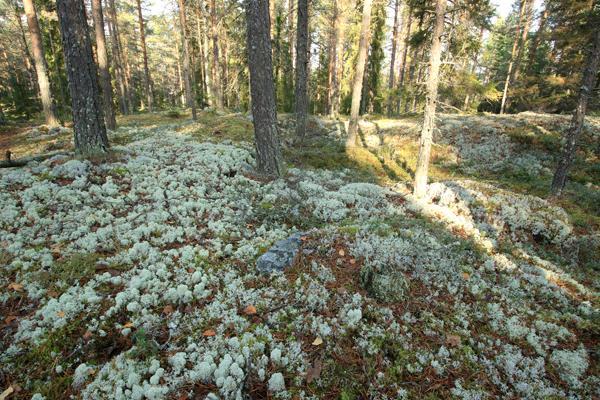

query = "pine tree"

[178,0,197,120]
[56,0,109,156]
[551,7,600,196]
[347,0,373,147]
[136,0,153,111]
[23,0,59,127]
[295,0,309,139]
[413,0,446,197]
[246,0,283,177]
[91,0,117,130]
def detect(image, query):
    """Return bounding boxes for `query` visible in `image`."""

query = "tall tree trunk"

[326,0,338,115]
[511,0,534,84]
[295,0,309,139]
[178,0,197,120]
[136,0,153,111]
[527,5,548,74]
[23,0,59,127]
[245,0,283,177]
[196,11,208,103]
[13,2,36,87]
[288,0,296,77]
[386,0,401,116]
[500,0,526,114]
[56,0,109,155]
[107,0,132,114]
[175,38,185,107]
[396,7,412,113]
[106,9,127,114]
[91,0,117,130]
[330,0,346,117]
[210,0,223,108]
[551,18,600,196]
[347,0,373,146]
[413,0,446,198]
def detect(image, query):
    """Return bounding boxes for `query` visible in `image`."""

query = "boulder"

[256,232,307,273]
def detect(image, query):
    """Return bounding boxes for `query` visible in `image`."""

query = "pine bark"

[210,0,223,108]
[107,0,132,114]
[500,0,526,114]
[347,0,373,146]
[177,0,197,120]
[551,17,600,196]
[295,0,309,139]
[91,0,117,130]
[136,0,153,111]
[56,0,109,156]
[413,0,446,198]
[23,0,59,127]
[330,0,346,117]
[396,7,412,113]
[386,0,401,116]
[245,0,283,177]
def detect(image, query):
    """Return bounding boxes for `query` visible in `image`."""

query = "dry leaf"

[243,305,257,315]
[306,359,323,384]
[187,268,195,273]
[7,282,23,292]
[311,336,323,346]
[202,329,216,337]
[83,330,93,341]
[446,334,461,347]
[56,311,65,318]
[163,305,174,315]
[0,386,14,400]
[123,322,134,328]
[4,315,17,325]
[461,272,470,280]
[349,258,356,265]
[338,249,345,257]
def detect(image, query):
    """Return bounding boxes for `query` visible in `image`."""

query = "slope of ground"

[0,111,598,400]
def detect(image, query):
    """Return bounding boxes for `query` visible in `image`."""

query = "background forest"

[0,0,597,122]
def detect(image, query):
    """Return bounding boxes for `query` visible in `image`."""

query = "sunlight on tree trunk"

[23,0,59,127]
[500,0,526,115]
[413,0,446,198]
[347,0,372,147]
[136,0,153,112]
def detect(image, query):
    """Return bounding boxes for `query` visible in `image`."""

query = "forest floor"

[0,110,598,399]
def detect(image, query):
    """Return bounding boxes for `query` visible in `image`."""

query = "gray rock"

[256,232,307,273]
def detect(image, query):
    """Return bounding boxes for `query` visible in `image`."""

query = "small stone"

[256,232,307,273]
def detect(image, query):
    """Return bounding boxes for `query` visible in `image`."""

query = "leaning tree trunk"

[56,0,109,156]
[136,0,153,112]
[500,0,526,114]
[177,0,197,120]
[347,0,373,147]
[551,18,600,196]
[23,0,60,127]
[245,0,283,177]
[386,0,401,117]
[91,0,117,130]
[413,0,446,198]
[295,0,309,140]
